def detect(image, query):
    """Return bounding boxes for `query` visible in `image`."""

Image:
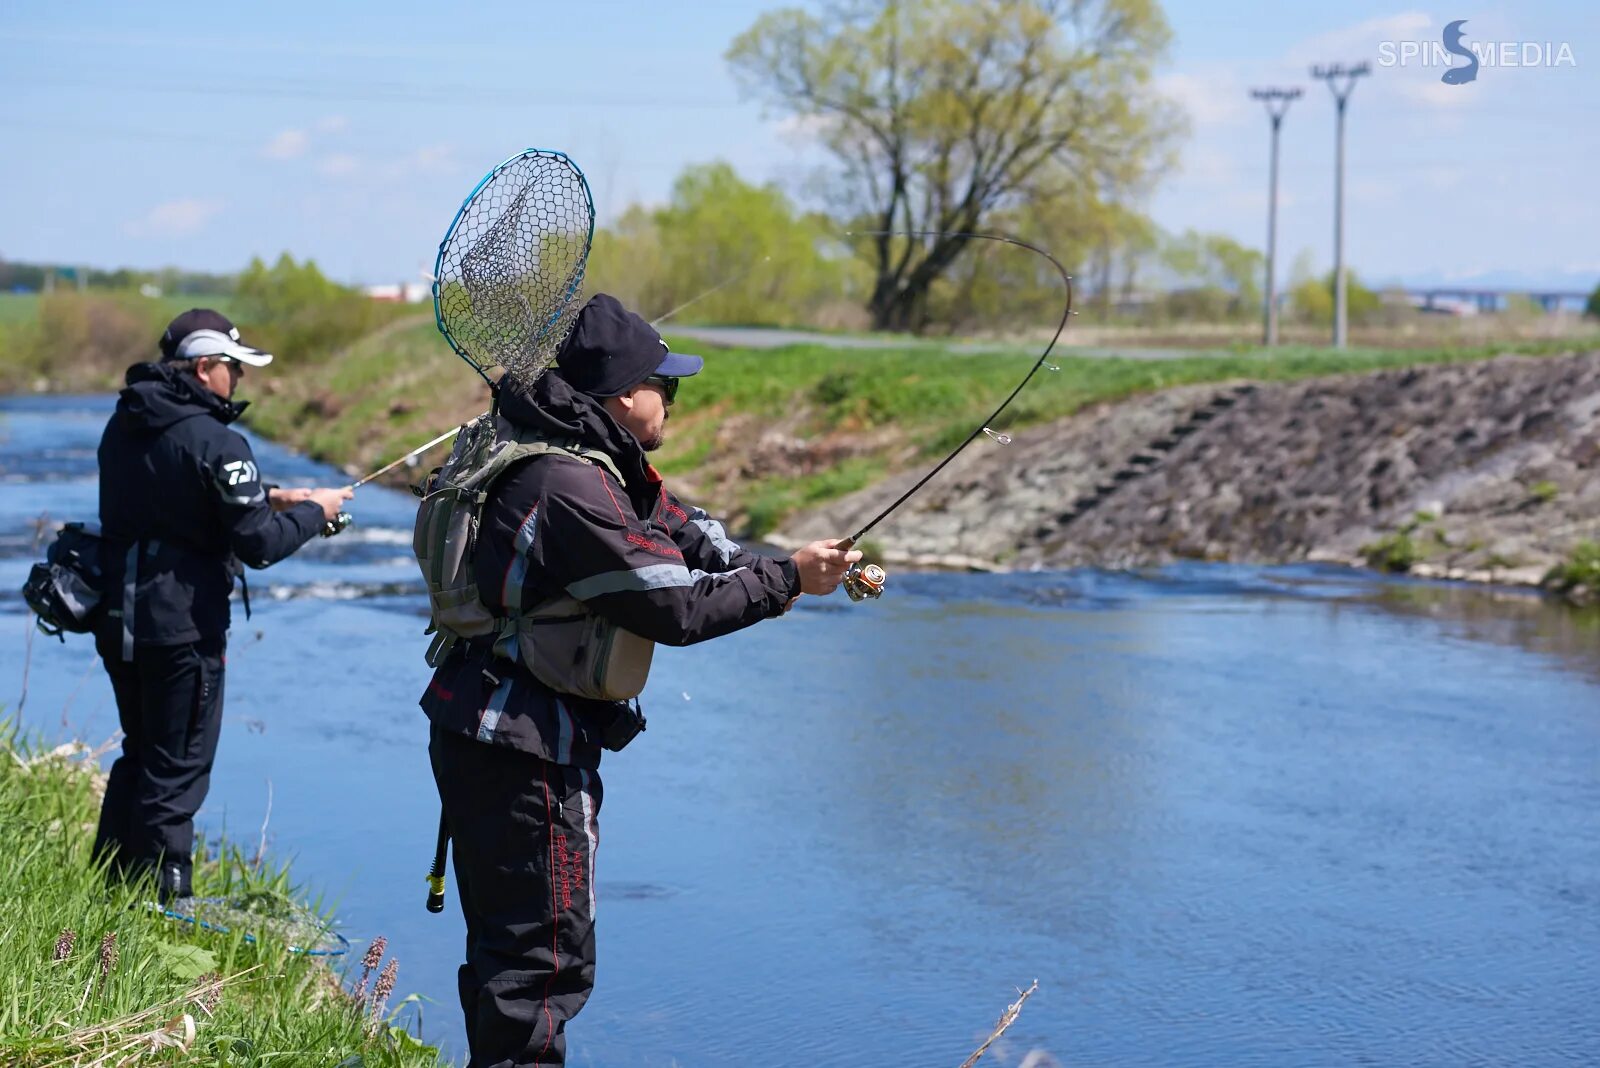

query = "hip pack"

[21,522,106,639]
[413,411,656,701]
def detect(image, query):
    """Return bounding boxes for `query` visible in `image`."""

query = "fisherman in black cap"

[93,309,353,901]
[420,293,859,1066]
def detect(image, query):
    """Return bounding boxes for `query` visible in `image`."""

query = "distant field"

[0,290,237,326]
[0,293,40,324]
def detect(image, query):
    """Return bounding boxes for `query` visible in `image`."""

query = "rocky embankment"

[777,351,1600,598]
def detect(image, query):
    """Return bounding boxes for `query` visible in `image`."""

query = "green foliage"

[234,254,404,365]
[1362,531,1421,572]
[1159,230,1264,318]
[0,726,439,1067]
[1529,480,1560,503]
[727,0,1184,331]
[1543,541,1600,600]
[1291,269,1381,327]
[743,458,880,537]
[1361,512,1450,572]
[586,163,864,327]
[1586,281,1600,320]
[0,291,179,390]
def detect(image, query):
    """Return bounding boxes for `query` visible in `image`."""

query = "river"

[2,393,1596,1067]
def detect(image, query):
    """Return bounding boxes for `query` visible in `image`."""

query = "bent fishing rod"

[836,230,1074,602]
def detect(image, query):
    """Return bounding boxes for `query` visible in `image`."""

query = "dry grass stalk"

[43,966,262,1068]
[958,979,1039,1068]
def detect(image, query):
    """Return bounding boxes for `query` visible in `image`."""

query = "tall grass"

[0,724,440,1067]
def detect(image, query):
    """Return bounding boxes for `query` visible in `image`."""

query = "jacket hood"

[117,362,245,432]
[497,370,652,492]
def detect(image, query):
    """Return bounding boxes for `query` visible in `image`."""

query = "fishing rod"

[835,230,1074,602]
[320,426,464,536]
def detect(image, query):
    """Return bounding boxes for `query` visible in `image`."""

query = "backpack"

[413,411,656,701]
[21,522,106,639]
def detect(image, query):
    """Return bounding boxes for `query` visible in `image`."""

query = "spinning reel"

[322,512,354,538]
[842,562,887,601]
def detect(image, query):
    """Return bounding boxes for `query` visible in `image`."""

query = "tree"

[1159,229,1264,320]
[727,0,1183,333]
[1586,280,1600,319]
[587,162,863,327]
[1291,269,1379,328]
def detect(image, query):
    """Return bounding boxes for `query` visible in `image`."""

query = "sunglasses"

[644,374,679,406]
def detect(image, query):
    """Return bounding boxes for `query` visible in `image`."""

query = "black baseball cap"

[159,309,274,366]
[554,293,702,398]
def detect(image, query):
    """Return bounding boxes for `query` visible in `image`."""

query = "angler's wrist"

[777,556,801,600]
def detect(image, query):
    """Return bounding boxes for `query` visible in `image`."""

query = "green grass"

[1543,540,1600,601]
[661,332,1600,456]
[0,724,440,1067]
[238,319,1599,530]
[0,291,238,327]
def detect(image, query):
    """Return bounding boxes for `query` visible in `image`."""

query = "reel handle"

[321,512,353,538]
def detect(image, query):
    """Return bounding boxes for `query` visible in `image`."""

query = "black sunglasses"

[644,374,679,406]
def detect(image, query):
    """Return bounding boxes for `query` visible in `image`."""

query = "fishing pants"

[92,629,226,899]
[430,727,602,1068]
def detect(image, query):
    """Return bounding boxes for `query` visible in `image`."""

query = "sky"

[1,0,1595,291]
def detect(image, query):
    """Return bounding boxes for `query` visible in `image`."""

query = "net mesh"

[435,150,594,379]
[161,894,350,956]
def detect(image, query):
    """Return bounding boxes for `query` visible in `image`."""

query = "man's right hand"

[790,539,864,596]
[308,487,355,522]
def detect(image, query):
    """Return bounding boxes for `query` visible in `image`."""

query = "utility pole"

[1311,62,1370,348]
[1250,87,1301,346]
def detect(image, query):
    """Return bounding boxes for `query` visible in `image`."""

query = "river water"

[2,394,1597,1067]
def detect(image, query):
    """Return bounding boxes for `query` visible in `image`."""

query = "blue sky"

[1,1,1595,290]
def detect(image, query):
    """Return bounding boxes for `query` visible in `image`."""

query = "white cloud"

[1285,11,1434,68]
[123,198,224,238]
[317,153,360,178]
[774,113,838,145]
[262,128,310,160]
[407,144,456,174]
[1156,71,1248,127]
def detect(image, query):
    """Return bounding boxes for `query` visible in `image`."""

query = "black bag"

[21,522,105,639]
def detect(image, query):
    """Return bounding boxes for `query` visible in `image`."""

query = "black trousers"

[430,727,602,1068]
[93,629,226,898]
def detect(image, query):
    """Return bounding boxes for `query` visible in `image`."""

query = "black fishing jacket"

[97,362,325,650]
[421,371,801,768]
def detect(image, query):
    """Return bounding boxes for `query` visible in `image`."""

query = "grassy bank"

[239,318,1599,533]
[0,725,439,1067]
[2,291,1597,534]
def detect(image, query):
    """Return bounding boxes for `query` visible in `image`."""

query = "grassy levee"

[242,320,1600,530]
[2,292,1596,531]
[0,725,440,1067]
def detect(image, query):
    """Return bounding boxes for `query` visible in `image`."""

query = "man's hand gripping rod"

[319,425,463,536]
[835,230,1075,601]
